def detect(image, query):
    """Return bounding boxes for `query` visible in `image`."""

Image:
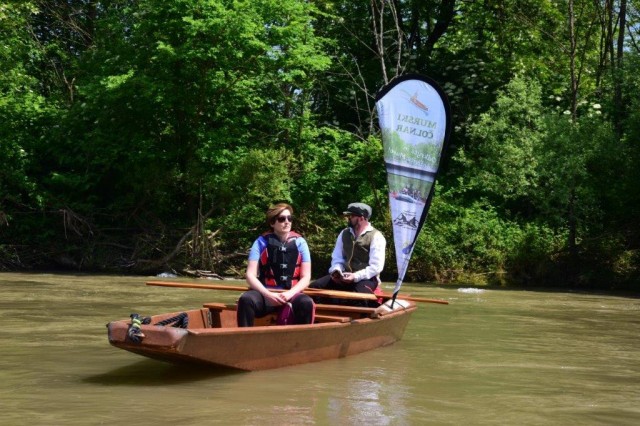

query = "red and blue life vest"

[258,232,302,289]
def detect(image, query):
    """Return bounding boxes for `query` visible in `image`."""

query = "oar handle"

[146,281,251,292]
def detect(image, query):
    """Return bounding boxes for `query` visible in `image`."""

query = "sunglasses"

[275,215,293,223]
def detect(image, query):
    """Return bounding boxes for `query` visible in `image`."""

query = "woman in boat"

[237,203,315,327]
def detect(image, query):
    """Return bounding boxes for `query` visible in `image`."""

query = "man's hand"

[330,269,355,284]
[340,272,355,284]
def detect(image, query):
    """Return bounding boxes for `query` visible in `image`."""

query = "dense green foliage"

[1,0,639,290]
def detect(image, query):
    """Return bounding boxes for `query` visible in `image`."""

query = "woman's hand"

[263,290,287,305]
[280,289,301,303]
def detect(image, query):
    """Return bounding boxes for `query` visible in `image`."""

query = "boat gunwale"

[107,303,417,336]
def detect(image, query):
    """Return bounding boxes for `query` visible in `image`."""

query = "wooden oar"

[145,281,449,305]
[304,288,449,305]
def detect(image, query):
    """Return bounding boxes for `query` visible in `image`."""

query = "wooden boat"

[107,300,417,371]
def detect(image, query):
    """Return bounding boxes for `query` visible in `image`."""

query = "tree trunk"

[568,0,579,120]
[613,0,627,137]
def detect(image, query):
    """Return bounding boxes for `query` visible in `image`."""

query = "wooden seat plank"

[203,302,237,310]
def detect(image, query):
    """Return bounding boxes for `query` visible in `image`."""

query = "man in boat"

[237,203,315,327]
[309,202,386,306]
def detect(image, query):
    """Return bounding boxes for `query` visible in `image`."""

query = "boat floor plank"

[314,314,351,323]
[313,304,377,313]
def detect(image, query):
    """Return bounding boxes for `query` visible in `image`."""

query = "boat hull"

[107,302,416,371]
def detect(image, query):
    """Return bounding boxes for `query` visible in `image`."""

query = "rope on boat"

[127,313,151,343]
[154,312,189,329]
[126,312,188,344]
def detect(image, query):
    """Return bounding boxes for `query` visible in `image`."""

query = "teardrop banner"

[375,74,451,299]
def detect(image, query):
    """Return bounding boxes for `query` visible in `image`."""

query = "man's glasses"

[276,215,293,223]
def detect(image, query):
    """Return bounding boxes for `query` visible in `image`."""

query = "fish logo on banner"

[375,74,451,296]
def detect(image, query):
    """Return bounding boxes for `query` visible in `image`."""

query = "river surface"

[1,272,639,425]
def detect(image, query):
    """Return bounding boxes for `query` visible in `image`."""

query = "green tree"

[457,77,544,215]
[0,2,46,217]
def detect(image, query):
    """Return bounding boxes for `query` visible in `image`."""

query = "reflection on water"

[84,360,243,386]
[1,272,640,425]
